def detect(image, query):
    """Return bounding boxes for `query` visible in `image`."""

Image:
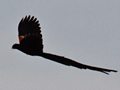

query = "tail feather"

[41,52,117,74]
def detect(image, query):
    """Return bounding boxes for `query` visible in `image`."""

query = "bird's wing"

[18,16,43,54]
[41,52,117,74]
[18,15,41,42]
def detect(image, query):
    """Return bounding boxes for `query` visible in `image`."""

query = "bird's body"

[12,15,117,75]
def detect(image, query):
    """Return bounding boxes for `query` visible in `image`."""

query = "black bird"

[12,15,117,75]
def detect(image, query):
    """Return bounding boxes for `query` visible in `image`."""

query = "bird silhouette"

[12,15,117,75]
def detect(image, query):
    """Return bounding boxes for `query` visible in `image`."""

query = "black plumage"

[12,15,117,74]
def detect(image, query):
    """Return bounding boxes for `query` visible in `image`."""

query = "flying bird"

[12,15,117,75]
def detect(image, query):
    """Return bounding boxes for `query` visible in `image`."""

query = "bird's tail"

[41,52,117,74]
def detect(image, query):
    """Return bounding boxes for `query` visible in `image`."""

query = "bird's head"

[12,44,20,49]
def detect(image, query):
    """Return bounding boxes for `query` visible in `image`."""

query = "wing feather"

[18,15,43,54]
[18,15,41,37]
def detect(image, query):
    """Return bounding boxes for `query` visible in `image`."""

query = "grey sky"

[0,0,120,90]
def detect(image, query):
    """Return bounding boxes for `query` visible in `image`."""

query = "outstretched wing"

[18,16,43,55]
[41,53,117,74]
[18,15,41,42]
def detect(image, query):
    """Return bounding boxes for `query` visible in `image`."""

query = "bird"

[12,15,117,75]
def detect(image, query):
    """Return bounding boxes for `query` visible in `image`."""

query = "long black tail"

[41,52,117,74]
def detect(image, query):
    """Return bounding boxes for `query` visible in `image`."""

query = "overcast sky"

[0,0,120,90]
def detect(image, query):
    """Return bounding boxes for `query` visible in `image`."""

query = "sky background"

[0,0,120,90]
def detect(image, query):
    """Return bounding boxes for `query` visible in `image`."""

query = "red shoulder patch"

[19,36,24,43]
